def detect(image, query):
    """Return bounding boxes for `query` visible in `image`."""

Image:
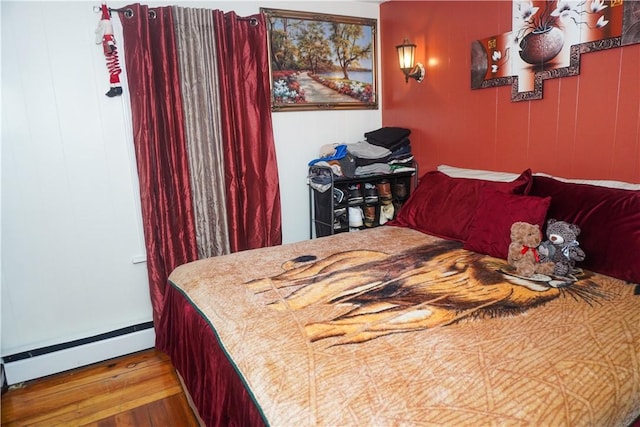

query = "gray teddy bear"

[538,218,586,277]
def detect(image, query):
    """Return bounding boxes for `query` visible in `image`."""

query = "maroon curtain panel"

[213,12,282,252]
[120,4,199,326]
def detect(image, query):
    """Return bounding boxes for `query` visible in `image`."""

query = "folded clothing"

[308,144,349,165]
[374,136,411,153]
[389,164,416,173]
[351,140,412,167]
[364,127,411,149]
[310,154,356,178]
[355,155,390,167]
[355,163,392,176]
[346,141,392,160]
[388,142,411,158]
[389,153,414,165]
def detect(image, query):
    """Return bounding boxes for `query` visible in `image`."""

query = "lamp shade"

[396,39,416,71]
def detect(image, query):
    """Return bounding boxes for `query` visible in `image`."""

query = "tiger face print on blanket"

[246,240,608,345]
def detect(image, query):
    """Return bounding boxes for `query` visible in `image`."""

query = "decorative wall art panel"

[471,0,640,101]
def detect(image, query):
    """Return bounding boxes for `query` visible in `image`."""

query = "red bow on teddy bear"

[520,245,540,262]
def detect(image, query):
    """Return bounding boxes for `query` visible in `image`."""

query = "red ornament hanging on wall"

[95,3,122,97]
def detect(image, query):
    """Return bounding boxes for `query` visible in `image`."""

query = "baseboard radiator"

[1,322,155,386]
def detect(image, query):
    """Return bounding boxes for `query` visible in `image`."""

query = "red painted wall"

[380,1,640,182]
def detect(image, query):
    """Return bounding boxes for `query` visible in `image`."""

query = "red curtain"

[120,5,282,324]
[120,4,199,326]
[213,11,282,252]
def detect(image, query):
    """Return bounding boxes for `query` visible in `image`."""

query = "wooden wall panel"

[1,2,153,357]
[381,1,640,182]
[612,46,640,182]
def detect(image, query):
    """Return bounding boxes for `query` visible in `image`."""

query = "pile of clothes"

[308,127,415,178]
[308,127,416,236]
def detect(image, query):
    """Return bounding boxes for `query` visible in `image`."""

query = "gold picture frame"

[261,8,378,112]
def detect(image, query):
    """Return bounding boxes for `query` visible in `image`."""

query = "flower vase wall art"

[471,0,640,101]
[519,26,565,64]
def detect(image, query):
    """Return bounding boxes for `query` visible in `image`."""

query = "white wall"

[1,1,381,363]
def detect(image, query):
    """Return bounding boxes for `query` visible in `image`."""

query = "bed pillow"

[534,172,640,191]
[437,164,523,182]
[388,169,533,241]
[463,190,551,259]
[530,175,640,283]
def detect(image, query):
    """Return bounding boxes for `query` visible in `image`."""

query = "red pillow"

[463,190,551,259]
[530,175,640,283]
[389,169,533,241]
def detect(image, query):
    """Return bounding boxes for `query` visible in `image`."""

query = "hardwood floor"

[1,349,200,426]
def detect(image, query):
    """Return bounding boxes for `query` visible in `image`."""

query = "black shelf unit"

[307,163,418,239]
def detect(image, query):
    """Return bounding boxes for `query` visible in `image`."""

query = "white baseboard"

[3,327,156,385]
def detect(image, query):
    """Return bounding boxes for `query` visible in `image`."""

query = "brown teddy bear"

[507,222,556,277]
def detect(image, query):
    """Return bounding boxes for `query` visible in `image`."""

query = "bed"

[156,166,640,427]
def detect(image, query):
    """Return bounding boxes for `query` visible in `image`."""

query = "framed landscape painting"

[261,8,378,112]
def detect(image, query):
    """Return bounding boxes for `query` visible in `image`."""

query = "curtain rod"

[93,5,260,24]
[238,17,260,26]
[93,5,135,18]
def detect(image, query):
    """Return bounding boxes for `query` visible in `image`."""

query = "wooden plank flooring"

[1,349,200,426]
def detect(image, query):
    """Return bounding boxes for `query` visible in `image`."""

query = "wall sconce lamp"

[396,38,425,83]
